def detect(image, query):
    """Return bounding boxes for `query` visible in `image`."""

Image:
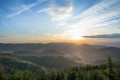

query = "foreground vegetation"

[0,57,120,80]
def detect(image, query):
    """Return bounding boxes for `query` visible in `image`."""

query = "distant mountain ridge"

[0,43,104,52]
[0,43,120,65]
[13,49,64,56]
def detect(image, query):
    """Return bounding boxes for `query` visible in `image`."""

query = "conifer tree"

[106,56,115,80]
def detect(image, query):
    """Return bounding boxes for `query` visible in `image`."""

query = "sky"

[0,0,120,44]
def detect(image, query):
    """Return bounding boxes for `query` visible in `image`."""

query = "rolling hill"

[13,49,64,56]
[0,43,120,65]
[0,52,46,72]
[19,56,79,69]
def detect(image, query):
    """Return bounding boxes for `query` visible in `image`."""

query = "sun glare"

[71,35,84,40]
[71,35,83,40]
[69,31,84,40]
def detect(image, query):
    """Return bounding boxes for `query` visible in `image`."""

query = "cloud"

[7,0,47,18]
[7,3,38,18]
[55,0,120,37]
[57,22,67,26]
[74,0,119,19]
[37,0,73,21]
[51,0,120,39]
[83,33,120,38]
[74,0,119,28]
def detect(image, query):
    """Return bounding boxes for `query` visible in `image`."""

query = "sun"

[62,29,85,40]
[71,35,84,40]
[69,31,84,40]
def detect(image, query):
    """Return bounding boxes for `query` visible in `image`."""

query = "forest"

[0,43,120,80]
[0,56,120,80]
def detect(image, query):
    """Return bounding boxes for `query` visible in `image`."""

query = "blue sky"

[0,0,120,43]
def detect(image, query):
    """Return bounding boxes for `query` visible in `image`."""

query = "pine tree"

[106,56,115,80]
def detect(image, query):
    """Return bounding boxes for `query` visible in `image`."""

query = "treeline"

[0,57,120,80]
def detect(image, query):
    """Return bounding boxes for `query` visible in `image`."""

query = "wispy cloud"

[57,0,120,38]
[83,33,120,38]
[7,3,38,18]
[74,0,119,19]
[6,0,47,18]
[73,0,120,30]
[37,0,73,21]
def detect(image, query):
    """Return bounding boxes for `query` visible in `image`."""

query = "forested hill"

[0,52,46,72]
[19,56,79,69]
[0,52,79,70]
[0,57,120,80]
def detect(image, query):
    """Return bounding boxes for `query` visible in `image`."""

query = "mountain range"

[0,43,120,70]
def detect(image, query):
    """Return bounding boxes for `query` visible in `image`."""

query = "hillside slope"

[0,52,46,72]
[19,56,79,69]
